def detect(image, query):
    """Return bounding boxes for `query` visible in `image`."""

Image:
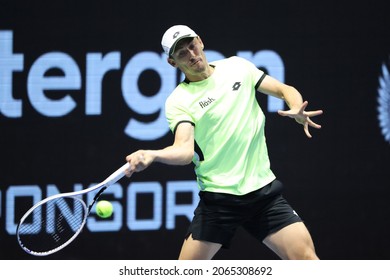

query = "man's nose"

[187,48,196,57]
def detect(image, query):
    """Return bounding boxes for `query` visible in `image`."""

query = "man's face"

[169,37,208,79]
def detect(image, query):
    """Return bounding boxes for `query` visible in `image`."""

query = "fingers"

[277,109,289,117]
[277,101,311,118]
[303,101,323,135]
[307,117,322,129]
[304,122,312,138]
[124,168,133,177]
[302,114,323,138]
[125,151,148,176]
[305,109,323,118]
[299,101,309,114]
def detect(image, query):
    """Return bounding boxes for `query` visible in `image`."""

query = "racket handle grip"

[103,162,130,185]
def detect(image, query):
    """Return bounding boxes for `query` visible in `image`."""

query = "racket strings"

[17,197,87,255]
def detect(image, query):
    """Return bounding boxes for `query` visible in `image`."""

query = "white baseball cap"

[161,25,198,56]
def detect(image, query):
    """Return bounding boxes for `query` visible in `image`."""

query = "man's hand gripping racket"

[16,162,130,256]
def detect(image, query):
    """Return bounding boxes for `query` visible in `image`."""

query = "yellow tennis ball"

[96,200,113,218]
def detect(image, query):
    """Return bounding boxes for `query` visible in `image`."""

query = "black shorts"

[185,180,302,248]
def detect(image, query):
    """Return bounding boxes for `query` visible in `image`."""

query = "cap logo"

[173,31,180,39]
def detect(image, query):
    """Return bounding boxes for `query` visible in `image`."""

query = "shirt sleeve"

[232,56,266,88]
[165,91,194,134]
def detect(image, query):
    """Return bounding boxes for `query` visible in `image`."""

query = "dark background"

[1,0,390,260]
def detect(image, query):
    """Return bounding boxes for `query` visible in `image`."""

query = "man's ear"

[167,57,177,67]
[197,36,204,50]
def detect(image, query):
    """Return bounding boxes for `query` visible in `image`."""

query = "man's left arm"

[257,75,323,138]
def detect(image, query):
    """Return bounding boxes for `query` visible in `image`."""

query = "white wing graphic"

[377,63,390,143]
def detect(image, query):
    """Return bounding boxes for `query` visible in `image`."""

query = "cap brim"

[169,35,197,56]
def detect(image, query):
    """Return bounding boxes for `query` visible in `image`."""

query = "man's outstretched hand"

[278,101,323,138]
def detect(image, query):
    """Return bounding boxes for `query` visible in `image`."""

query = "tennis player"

[125,25,322,260]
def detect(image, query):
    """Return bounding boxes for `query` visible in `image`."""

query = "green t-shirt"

[165,56,276,195]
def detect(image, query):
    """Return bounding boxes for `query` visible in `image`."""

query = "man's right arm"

[125,122,194,176]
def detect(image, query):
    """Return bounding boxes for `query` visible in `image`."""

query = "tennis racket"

[16,162,130,256]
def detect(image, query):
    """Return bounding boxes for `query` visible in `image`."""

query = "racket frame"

[16,162,130,256]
